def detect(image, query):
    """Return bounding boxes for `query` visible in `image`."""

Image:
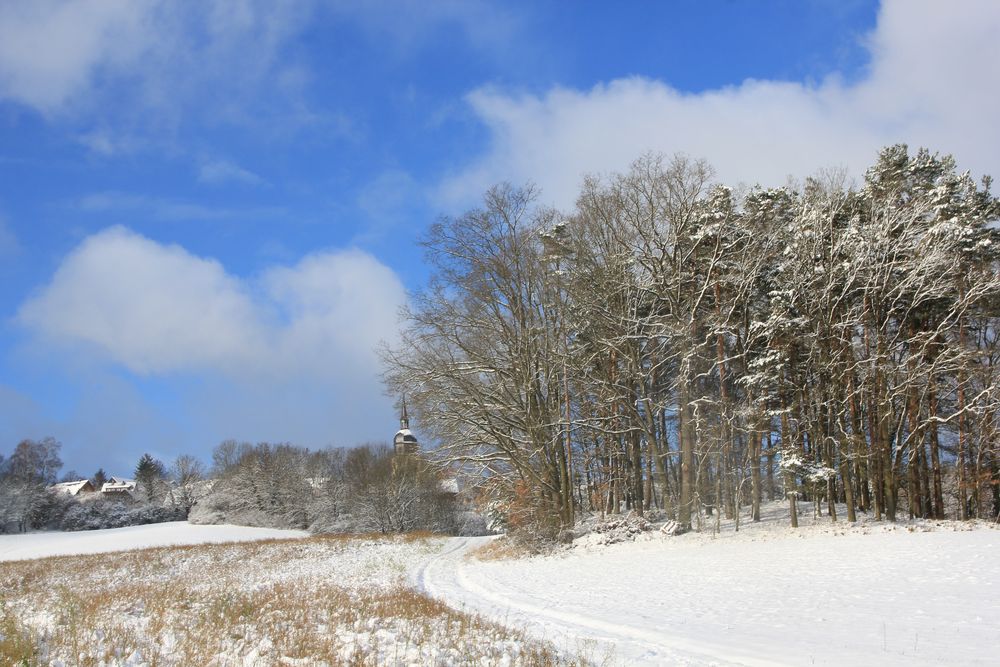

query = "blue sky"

[1,0,998,477]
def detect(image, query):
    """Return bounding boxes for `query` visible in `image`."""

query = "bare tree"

[383,184,575,539]
[169,455,206,516]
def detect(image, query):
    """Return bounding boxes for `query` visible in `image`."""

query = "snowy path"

[415,528,1000,666]
[0,522,309,561]
[414,536,780,665]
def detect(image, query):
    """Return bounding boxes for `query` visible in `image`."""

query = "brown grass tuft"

[468,535,539,562]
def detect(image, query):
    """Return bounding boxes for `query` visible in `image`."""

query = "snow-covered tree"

[134,453,167,504]
[384,145,1000,533]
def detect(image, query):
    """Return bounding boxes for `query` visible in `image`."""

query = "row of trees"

[0,440,197,532]
[2,438,471,535]
[385,145,1000,539]
[192,441,469,534]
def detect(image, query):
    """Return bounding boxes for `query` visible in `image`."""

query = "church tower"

[393,396,419,456]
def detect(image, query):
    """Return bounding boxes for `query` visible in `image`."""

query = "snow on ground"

[418,502,1000,666]
[0,533,572,665]
[0,521,309,562]
[5,508,998,665]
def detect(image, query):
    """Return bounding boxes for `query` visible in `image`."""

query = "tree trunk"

[928,380,945,518]
[751,429,762,522]
[678,378,695,529]
[833,401,857,522]
[630,427,644,516]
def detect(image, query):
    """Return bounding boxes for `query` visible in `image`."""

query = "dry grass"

[0,534,588,666]
[468,536,542,562]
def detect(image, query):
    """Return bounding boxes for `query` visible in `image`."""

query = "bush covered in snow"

[58,498,186,531]
[580,512,655,546]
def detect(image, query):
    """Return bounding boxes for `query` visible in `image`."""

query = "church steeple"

[400,395,410,431]
[394,395,419,455]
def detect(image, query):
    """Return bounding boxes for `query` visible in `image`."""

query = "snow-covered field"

[0,528,575,665]
[3,507,997,665]
[0,522,308,562]
[420,503,1000,666]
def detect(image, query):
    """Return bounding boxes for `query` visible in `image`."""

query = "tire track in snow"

[415,537,789,667]
[413,535,471,597]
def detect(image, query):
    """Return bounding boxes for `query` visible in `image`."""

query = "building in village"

[393,398,420,456]
[48,479,96,496]
[101,476,137,498]
[390,399,467,502]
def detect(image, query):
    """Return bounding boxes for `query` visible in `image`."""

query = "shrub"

[59,498,185,531]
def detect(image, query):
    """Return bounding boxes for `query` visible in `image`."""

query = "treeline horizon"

[0,437,475,536]
[385,144,1000,539]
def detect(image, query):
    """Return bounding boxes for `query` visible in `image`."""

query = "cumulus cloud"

[441,0,1000,208]
[18,228,264,374]
[261,247,410,377]
[13,227,407,462]
[17,227,406,380]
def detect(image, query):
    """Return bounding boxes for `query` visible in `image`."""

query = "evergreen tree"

[134,453,166,503]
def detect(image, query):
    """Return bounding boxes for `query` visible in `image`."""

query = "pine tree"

[134,453,166,503]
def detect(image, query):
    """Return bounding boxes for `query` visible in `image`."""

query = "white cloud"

[0,1,314,118]
[441,0,1000,208]
[0,0,147,113]
[13,227,408,457]
[18,228,264,374]
[263,249,405,370]
[16,227,406,379]
[198,159,265,186]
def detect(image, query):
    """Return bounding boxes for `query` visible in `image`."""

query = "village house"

[48,479,96,496]
[101,477,137,498]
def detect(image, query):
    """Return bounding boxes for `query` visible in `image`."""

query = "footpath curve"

[412,536,781,666]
